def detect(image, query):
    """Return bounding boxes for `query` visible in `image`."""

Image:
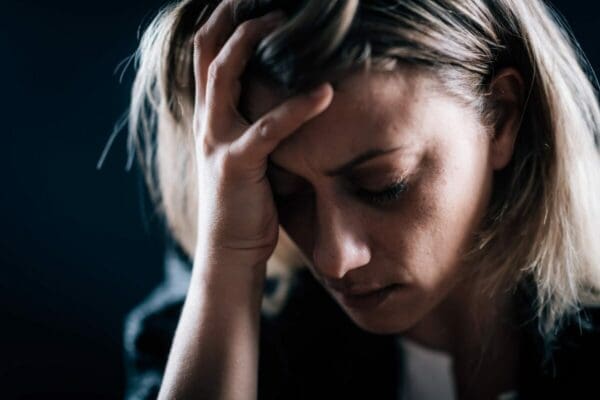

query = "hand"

[192,2,333,267]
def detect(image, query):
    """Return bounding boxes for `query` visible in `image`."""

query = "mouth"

[332,284,405,310]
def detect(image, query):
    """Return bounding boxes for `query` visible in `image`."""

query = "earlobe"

[488,68,525,171]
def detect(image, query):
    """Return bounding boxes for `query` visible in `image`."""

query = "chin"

[348,314,415,335]
[327,284,426,335]
[341,305,422,335]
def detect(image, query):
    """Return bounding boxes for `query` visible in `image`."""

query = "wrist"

[191,248,267,300]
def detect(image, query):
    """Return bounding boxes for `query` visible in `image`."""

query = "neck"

[402,274,521,400]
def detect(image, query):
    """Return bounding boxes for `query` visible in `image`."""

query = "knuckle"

[193,27,209,50]
[207,59,226,85]
[236,20,257,39]
[254,117,274,139]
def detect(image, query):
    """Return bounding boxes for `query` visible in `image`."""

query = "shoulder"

[123,246,191,399]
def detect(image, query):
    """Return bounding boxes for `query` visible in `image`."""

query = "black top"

[123,246,600,399]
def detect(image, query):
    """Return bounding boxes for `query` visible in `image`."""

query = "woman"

[123,0,600,399]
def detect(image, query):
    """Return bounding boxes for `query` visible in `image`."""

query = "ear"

[487,68,525,171]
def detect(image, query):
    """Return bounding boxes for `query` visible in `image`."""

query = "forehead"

[242,68,433,122]
[240,69,438,171]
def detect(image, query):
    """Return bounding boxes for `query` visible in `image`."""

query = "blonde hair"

[128,0,600,351]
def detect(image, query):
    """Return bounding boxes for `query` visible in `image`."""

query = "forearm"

[157,254,266,400]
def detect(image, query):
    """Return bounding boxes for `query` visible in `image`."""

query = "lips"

[332,285,393,296]
[334,284,403,309]
[325,278,400,296]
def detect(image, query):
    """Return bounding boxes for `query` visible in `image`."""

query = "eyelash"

[272,180,408,208]
[355,180,408,205]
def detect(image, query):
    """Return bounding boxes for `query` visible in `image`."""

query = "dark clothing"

[123,246,600,399]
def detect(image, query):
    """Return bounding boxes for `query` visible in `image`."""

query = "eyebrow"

[268,147,405,177]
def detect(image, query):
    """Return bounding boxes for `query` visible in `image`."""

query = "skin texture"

[244,69,492,333]
[241,67,525,398]
[156,7,336,399]
[155,3,525,398]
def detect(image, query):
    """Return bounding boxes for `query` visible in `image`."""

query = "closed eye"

[355,180,408,206]
[270,179,408,206]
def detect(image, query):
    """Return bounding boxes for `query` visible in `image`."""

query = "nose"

[311,197,371,280]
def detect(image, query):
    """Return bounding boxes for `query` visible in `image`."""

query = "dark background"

[1,1,598,398]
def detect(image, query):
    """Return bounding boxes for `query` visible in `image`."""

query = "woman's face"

[241,69,495,334]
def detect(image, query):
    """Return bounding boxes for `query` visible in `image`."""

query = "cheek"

[275,141,492,278]
[378,150,491,286]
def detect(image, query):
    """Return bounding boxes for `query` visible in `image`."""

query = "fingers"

[191,3,332,181]
[193,0,236,110]
[227,83,334,173]
[205,12,284,128]
[193,1,283,116]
